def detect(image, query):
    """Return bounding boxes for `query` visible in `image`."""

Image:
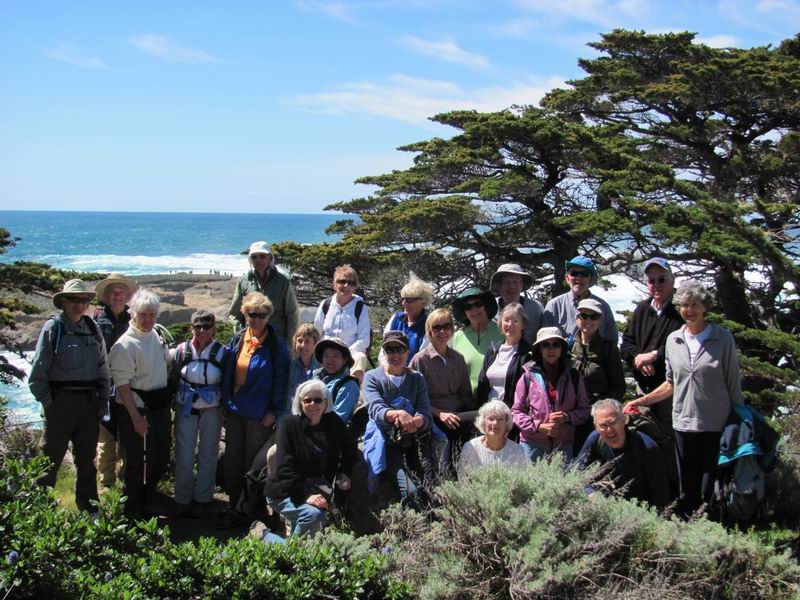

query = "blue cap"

[643,257,672,274]
[564,256,597,284]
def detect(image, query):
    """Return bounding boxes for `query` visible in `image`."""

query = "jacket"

[314,366,360,424]
[314,294,372,354]
[95,305,131,351]
[229,267,299,340]
[379,310,429,366]
[475,338,534,407]
[222,324,291,422]
[363,366,432,433]
[570,335,626,402]
[511,360,590,446]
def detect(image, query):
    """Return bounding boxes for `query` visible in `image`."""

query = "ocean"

[0,210,649,425]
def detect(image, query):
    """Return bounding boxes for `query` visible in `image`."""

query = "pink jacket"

[512,363,590,446]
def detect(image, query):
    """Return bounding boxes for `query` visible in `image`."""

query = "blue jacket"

[222,324,290,422]
[315,366,360,425]
[388,310,428,365]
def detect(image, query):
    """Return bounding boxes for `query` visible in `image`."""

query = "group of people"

[28,241,745,542]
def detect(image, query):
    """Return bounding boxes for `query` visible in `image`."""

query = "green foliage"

[381,460,800,599]
[0,261,104,294]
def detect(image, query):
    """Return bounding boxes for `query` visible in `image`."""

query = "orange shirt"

[234,328,267,392]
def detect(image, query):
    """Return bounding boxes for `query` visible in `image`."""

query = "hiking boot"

[175,503,192,517]
[248,520,268,540]
[189,502,210,519]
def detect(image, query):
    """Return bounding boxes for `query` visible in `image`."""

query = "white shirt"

[457,437,528,478]
[683,325,712,369]
[314,294,372,354]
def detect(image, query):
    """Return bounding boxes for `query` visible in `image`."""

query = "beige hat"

[53,279,96,309]
[95,273,138,301]
[490,263,533,294]
[532,326,568,349]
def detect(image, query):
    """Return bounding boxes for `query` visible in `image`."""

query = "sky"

[1,0,799,214]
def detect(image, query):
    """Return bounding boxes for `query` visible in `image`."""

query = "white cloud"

[695,34,738,47]
[295,0,357,23]
[290,73,564,126]
[491,17,542,38]
[400,35,491,68]
[513,0,650,28]
[128,34,219,64]
[45,45,109,69]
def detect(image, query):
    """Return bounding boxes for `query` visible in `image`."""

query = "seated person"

[313,337,360,425]
[575,399,669,510]
[457,400,528,477]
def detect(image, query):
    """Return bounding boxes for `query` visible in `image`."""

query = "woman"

[379,272,432,366]
[254,380,357,543]
[512,327,590,462]
[108,288,171,518]
[451,288,503,393]
[457,400,528,477]
[219,292,290,526]
[313,337,360,425]
[626,280,743,518]
[409,308,474,468]
[287,323,321,407]
[363,331,434,509]
[475,303,534,410]
[570,298,626,451]
[171,310,228,518]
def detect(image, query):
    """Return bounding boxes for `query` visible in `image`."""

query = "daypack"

[174,340,225,386]
[717,455,764,522]
[50,314,102,354]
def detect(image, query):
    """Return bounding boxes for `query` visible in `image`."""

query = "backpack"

[174,340,226,386]
[50,314,102,354]
[716,455,764,522]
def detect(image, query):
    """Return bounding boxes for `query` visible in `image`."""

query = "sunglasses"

[463,300,483,311]
[539,341,563,349]
[301,397,325,405]
[569,270,591,278]
[251,254,269,260]
[400,297,421,303]
[63,296,91,305]
[192,323,214,331]
[577,312,601,321]
[432,322,453,332]
[648,277,668,285]
[247,312,269,320]
[336,279,356,286]
[384,345,407,355]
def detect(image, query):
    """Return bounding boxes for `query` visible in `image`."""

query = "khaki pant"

[97,423,121,487]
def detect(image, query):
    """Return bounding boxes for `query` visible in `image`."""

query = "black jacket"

[264,412,357,505]
[475,338,534,407]
[95,305,131,352]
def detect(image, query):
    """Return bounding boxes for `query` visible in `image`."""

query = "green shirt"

[451,322,503,394]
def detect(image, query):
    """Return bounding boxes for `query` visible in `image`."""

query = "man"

[620,257,683,435]
[543,256,618,342]
[229,241,300,341]
[94,273,138,489]
[29,279,111,513]
[490,263,544,343]
[576,399,669,510]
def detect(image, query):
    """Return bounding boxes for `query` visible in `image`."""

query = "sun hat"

[532,326,568,349]
[314,337,355,367]
[95,273,138,301]
[248,241,272,256]
[381,330,410,350]
[53,279,96,309]
[489,263,533,294]
[576,298,604,315]
[564,256,597,285]
[643,257,672,275]
[452,287,498,325]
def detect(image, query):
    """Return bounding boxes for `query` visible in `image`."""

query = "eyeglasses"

[384,345,407,355]
[648,277,668,285]
[192,323,214,331]
[63,296,91,305]
[432,322,453,332]
[539,341,562,349]
[595,418,620,431]
[569,270,591,278]
[251,254,269,260]
[301,397,325,405]
[464,300,483,311]
[400,297,421,303]
[247,312,269,320]
[336,279,356,286]
[577,312,601,321]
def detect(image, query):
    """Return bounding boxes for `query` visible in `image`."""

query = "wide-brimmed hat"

[95,273,138,301]
[565,256,597,285]
[314,337,354,367]
[490,263,533,294]
[576,298,604,315]
[248,241,272,257]
[382,330,409,350]
[53,279,96,309]
[532,326,568,349]
[452,287,498,324]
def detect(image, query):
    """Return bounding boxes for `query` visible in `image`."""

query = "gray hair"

[291,379,332,416]
[499,302,528,329]
[475,400,514,435]
[401,272,434,306]
[129,288,160,317]
[591,398,623,420]
[674,279,713,309]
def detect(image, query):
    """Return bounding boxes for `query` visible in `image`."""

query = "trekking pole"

[142,427,148,498]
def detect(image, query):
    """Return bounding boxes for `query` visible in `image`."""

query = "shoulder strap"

[354,300,364,322]
[331,375,358,404]
[50,315,63,354]
[322,297,332,316]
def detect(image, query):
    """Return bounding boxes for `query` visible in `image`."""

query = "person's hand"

[306,494,329,511]
[634,352,657,376]
[439,412,461,430]
[335,473,351,491]
[539,421,558,436]
[549,411,569,424]
[133,412,149,437]
[261,413,276,429]
[623,399,644,415]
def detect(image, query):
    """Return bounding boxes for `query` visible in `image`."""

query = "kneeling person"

[576,399,669,510]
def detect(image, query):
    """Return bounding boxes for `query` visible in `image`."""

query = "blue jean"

[521,441,573,464]
[174,406,221,504]
[265,496,327,540]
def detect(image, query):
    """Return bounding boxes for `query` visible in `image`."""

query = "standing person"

[512,327,590,462]
[451,288,503,394]
[171,310,228,518]
[543,256,618,343]
[108,289,172,518]
[219,292,290,527]
[378,272,432,366]
[313,338,360,425]
[94,273,137,490]
[490,263,544,344]
[570,298,626,451]
[409,309,474,469]
[626,281,744,518]
[287,323,321,407]
[29,279,110,513]
[314,264,372,382]
[229,241,300,342]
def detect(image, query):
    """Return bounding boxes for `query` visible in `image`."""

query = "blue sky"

[1,0,798,214]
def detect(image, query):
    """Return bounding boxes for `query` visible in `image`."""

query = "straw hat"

[53,279,96,309]
[95,273,138,301]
